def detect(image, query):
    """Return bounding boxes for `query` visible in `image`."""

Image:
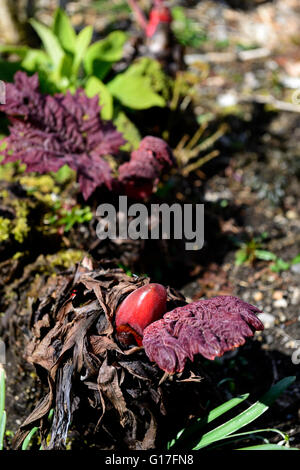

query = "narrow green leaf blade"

[0,366,5,423]
[291,254,300,265]
[53,8,76,53]
[254,250,277,261]
[171,393,249,448]
[30,19,65,71]
[237,444,299,450]
[193,376,295,450]
[22,426,39,450]
[0,410,6,450]
[72,25,93,77]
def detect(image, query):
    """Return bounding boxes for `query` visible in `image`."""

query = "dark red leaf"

[142,296,264,374]
[118,136,175,199]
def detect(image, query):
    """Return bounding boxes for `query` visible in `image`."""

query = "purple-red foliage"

[0,72,125,200]
[118,136,175,199]
[143,296,264,374]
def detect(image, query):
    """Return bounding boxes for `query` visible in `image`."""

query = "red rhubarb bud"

[115,283,167,346]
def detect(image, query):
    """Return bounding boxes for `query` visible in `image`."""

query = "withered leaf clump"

[11,258,264,450]
[13,258,187,450]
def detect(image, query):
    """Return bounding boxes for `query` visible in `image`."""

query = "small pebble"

[253,291,263,302]
[257,312,275,329]
[279,312,287,322]
[280,76,300,89]
[265,334,274,344]
[291,263,300,274]
[285,340,296,349]
[286,210,297,219]
[273,290,283,300]
[217,92,237,107]
[273,298,288,308]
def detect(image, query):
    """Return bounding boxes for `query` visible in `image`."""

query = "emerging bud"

[115,283,167,346]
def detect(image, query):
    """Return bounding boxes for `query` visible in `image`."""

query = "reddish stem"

[127,0,148,32]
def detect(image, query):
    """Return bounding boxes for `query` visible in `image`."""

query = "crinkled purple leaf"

[118,136,175,199]
[143,296,264,374]
[119,156,159,182]
[130,136,175,169]
[0,71,41,118]
[0,71,125,199]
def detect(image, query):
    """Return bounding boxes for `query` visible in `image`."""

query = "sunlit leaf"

[84,31,127,78]
[72,26,93,77]
[53,8,76,53]
[85,76,113,120]
[30,19,65,76]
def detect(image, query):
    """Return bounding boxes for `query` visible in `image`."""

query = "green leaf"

[169,394,250,449]
[108,72,165,109]
[21,49,50,71]
[237,444,299,450]
[0,44,50,76]
[72,26,93,77]
[0,44,29,58]
[22,426,39,450]
[114,111,141,151]
[215,427,288,446]
[86,30,127,63]
[30,19,65,75]
[271,258,291,272]
[254,250,277,261]
[85,76,113,120]
[52,164,74,184]
[84,31,127,78]
[0,411,6,450]
[235,248,248,265]
[0,366,5,424]
[0,366,6,451]
[53,8,76,53]
[59,53,74,80]
[291,254,300,265]
[192,376,295,450]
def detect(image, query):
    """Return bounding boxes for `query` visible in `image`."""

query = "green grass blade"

[0,365,6,450]
[224,427,288,442]
[22,427,39,450]
[193,376,295,450]
[0,365,5,423]
[237,444,299,450]
[170,393,249,448]
[0,410,6,450]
